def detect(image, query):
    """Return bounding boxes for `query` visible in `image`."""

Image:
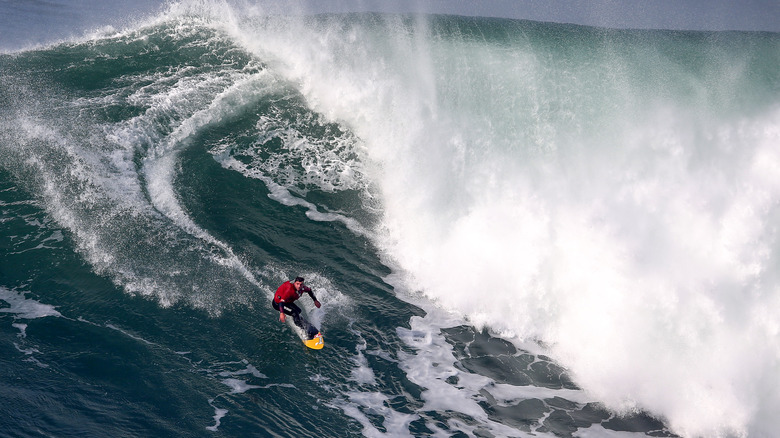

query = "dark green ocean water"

[2,4,779,437]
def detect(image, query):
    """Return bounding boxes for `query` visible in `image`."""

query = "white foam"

[217,361,268,379]
[574,424,652,438]
[0,288,58,368]
[206,399,228,431]
[348,334,376,386]
[486,382,595,407]
[12,323,28,338]
[335,391,418,438]
[395,311,571,438]
[220,378,262,394]
[106,323,157,345]
[0,288,61,320]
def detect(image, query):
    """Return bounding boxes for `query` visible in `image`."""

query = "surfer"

[273,277,321,327]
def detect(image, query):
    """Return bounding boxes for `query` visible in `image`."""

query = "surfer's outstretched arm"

[301,285,321,308]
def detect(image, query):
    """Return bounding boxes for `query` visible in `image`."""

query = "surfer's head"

[293,277,304,289]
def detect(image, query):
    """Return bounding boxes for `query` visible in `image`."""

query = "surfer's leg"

[273,301,304,327]
[287,303,303,327]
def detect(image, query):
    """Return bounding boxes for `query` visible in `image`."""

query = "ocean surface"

[2,2,779,437]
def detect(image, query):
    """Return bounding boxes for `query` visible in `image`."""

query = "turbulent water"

[1,2,779,437]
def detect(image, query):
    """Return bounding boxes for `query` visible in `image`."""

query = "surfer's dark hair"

[294,277,304,283]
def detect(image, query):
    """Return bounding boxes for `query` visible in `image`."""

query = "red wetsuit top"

[274,281,314,304]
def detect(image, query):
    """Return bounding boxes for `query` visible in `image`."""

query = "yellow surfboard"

[303,332,324,350]
[285,314,324,350]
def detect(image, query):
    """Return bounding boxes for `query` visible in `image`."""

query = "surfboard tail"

[285,312,324,349]
[303,332,324,350]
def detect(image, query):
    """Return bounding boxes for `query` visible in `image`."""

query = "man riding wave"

[273,276,321,327]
